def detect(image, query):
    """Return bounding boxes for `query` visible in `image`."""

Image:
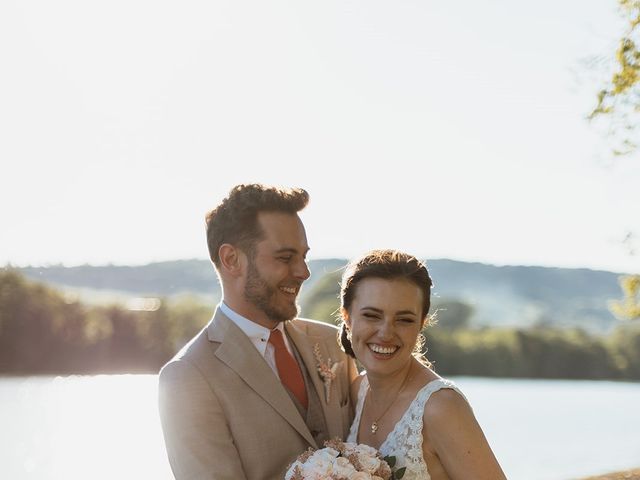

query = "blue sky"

[1,0,639,273]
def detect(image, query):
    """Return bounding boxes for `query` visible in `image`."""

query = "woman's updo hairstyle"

[338,249,434,358]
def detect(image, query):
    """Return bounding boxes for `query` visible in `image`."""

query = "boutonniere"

[313,343,340,403]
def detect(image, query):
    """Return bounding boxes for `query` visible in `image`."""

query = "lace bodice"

[347,376,464,480]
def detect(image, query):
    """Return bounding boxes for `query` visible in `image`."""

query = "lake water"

[1,375,639,480]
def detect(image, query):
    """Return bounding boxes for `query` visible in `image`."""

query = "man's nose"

[293,259,311,281]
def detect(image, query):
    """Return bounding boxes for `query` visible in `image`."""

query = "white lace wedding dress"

[347,376,465,480]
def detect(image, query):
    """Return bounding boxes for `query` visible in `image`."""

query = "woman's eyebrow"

[360,307,417,316]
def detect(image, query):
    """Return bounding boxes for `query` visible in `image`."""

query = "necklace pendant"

[371,422,378,434]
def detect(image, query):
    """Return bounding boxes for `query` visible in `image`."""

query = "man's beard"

[244,260,299,323]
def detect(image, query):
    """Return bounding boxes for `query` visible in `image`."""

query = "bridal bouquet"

[285,439,405,480]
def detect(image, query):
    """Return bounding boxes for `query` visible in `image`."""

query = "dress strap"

[357,375,369,402]
[346,374,369,443]
[413,378,467,412]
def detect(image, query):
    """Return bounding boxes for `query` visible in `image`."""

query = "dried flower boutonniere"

[313,343,340,403]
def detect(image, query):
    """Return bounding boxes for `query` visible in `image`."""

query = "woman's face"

[344,277,425,377]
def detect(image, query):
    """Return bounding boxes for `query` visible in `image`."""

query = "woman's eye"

[398,318,415,323]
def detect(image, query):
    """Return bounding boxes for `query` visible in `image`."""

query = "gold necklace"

[367,366,413,435]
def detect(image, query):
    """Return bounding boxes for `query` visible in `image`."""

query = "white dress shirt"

[219,302,295,379]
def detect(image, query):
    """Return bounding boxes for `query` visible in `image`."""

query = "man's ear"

[218,244,245,277]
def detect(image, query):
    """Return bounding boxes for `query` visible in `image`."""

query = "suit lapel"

[285,320,344,439]
[208,310,317,447]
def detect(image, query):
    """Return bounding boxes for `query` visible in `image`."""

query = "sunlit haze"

[1,0,639,273]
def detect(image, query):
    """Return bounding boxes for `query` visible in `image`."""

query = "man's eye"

[279,256,292,262]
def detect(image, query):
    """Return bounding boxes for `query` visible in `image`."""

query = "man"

[159,184,357,480]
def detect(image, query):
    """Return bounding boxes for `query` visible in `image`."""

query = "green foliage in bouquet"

[383,455,406,480]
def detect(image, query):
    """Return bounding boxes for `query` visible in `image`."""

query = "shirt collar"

[219,302,286,357]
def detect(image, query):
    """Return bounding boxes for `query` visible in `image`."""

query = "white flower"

[356,454,380,475]
[347,444,380,474]
[349,472,372,480]
[332,456,357,479]
[311,447,339,463]
[302,449,336,480]
[354,444,378,458]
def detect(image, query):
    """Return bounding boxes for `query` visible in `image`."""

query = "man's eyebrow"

[274,247,310,256]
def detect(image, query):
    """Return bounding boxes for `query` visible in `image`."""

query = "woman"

[340,250,506,480]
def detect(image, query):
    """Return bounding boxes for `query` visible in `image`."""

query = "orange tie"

[269,329,308,409]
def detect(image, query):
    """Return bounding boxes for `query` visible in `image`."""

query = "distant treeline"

[0,270,210,374]
[1,269,639,380]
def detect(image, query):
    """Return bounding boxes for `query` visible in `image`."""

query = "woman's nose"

[378,320,395,340]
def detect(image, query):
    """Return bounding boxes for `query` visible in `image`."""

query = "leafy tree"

[591,3,640,326]
[0,269,211,374]
[610,274,640,320]
[607,323,640,377]
[431,298,474,330]
[591,1,640,155]
[300,270,342,323]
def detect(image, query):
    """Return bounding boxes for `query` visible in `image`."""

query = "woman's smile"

[345,276,424,375]
[367,343,400,356]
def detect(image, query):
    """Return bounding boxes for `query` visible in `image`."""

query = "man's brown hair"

[205,184,309,267]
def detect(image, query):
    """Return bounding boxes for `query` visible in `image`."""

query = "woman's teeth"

[368,344,398,355]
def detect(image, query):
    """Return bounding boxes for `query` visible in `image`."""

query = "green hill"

[18,258,624,332]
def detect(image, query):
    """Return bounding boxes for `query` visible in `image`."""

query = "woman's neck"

[366,358,415,400]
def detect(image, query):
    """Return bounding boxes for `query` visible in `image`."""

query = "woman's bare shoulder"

[423,384,474,428]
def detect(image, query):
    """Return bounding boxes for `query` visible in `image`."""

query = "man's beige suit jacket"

[158,308,357,480]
